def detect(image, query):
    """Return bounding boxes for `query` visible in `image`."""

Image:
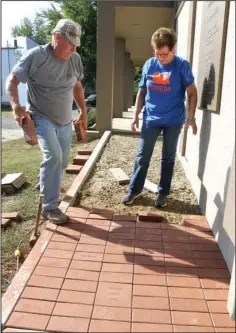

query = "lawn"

[1,136,99,293]
[1,105,14,118]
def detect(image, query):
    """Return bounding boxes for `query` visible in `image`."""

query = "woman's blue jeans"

[129,124,182,196]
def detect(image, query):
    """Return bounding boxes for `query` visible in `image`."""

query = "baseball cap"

[52,19,81,47]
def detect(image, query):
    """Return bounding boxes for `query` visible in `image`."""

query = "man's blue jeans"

[129,124,182,196]
[32,114,72,211]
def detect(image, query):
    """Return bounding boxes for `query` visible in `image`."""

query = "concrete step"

[112,118,142,134]
[127,107,144,112]
[122,112,143,119]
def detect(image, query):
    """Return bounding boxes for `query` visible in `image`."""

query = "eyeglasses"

[154,50,172,58]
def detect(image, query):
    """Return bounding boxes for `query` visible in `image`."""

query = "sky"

[2,1,53,46]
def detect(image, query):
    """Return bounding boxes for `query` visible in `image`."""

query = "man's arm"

[186,83,198,135]
[73,81,87,129]
[5,72,30,126]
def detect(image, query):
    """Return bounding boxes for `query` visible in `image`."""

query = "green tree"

[11,1,97,91]
[11,16,48,45]
[11,3,63,45]
[60,0,97,90]
[38,3,64,39]
[134,67,142,92]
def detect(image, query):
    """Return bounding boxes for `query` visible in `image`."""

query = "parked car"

[72,93,96,110]
[85,94,96,107]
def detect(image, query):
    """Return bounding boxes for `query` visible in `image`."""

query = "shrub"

[87,108,96,128]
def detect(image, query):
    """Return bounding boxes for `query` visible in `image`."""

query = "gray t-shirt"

[13,43,84,125]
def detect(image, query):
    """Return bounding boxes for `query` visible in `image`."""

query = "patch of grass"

[1,105,12,111]
[2,139,42,219]
[1,105,14,118]
[2,220,35,293]
[2,138,79,218]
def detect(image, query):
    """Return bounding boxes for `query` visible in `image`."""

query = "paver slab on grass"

[1,105,14,118]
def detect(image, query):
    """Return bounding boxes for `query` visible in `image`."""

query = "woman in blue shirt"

[122,27,197,208]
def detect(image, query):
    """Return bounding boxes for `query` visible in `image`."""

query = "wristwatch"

[188,116,196,121]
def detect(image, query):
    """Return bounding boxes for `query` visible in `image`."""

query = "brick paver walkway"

[3,208,236,332]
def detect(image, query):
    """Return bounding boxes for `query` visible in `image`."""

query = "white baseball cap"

[52,19,81,46]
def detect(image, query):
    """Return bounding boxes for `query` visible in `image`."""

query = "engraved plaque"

[197,1,230,112]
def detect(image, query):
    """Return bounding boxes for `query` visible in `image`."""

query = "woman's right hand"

[131,117,139,132]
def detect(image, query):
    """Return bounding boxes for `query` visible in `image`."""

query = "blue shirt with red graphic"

[139,56,194,127]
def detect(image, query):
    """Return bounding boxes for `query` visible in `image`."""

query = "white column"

[113,38,125,118]
[96,2,115,133]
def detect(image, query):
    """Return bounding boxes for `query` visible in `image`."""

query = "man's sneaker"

[122,192,142,205]
[42,208,69,225]
[155,193,167,208]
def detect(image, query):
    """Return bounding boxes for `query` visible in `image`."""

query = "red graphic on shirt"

[152,72,171,85]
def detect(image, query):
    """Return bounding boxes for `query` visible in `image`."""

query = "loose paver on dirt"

[109,168,130,185]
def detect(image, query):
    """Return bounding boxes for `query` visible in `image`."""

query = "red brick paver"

[3,211,235,332]
[73,154,90,165]
[65,164,83,174]
[78,148,93,155]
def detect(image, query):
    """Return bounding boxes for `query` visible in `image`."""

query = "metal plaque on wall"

[197,1,230,113]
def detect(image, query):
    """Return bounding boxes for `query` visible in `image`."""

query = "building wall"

[17,36,38,50]
[176,1,235,273]
[1,48,22,105]
[176,1,191,59]
[1,37,38,107]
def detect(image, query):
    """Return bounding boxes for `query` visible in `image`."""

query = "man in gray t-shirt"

[5,19,87,224]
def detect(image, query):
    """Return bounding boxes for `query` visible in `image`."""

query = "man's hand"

[131,117,139,132]
[185,118,197,135]
[73,81,87,129]
[75,110,87,129]
[12,103,31,127]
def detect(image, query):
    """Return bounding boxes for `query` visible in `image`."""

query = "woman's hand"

[185,118,197,135]
[131,117,139,132]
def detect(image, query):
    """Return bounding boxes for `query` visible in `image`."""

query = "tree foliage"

[134,67,142,93]
[11,1,97,90]
[60,0,97,90]
[12,16,49,45]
